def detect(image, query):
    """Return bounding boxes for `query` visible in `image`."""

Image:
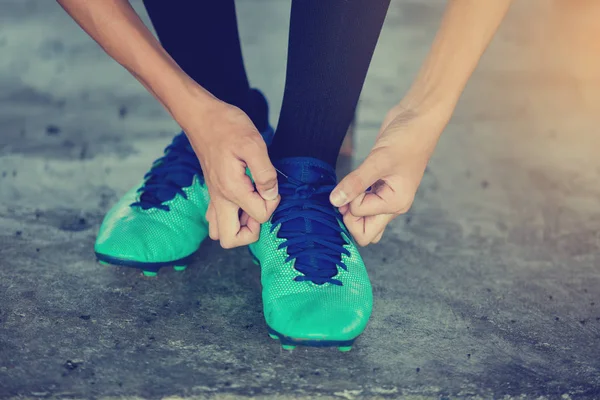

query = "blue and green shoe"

[95,91,273,276]
[249,157,372,351]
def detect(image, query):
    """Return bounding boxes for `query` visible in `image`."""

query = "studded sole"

[96,253,191,277]
[100,261,187,276]
[267,326,356,352]
[95,251,196,275]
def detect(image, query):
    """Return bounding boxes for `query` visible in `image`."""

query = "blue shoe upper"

[271,157,351,286]
[130,133,202,211]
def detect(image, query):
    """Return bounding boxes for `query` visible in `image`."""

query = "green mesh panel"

[95,175,210,264]
[249,220,372,342]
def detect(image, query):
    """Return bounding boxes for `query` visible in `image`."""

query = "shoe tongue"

[141,172,192,203]
[274,157,337,186]
[273,158,343,278]
[138,134,200,207]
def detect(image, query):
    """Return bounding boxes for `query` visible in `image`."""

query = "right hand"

[183,100,280,249]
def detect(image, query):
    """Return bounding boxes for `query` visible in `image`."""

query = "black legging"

[143,0,390,166]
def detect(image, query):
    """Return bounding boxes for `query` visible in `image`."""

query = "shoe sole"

[267,326,355,352]
[95,251,196,275]
[249,248,359,352]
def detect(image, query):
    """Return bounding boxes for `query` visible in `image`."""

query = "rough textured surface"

[2,0,600,399]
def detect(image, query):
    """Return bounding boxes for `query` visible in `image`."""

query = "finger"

[349,180,414,217]
[237,214,261,245]
[343,212,394,247]
[223,171,278,223]
[343,213,378,247]
[339,204,350,215]
[240,135,279,201]
[240,209,250,227]
[206,202,219,240]
[235,185,280,223]
[372,230,385,244]
[239,210,262,241]
[264,197,279,220]
[243,214,261,240]
[214,198,260,248]
[330,149,391,207]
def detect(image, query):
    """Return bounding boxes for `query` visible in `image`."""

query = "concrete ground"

[2,0,600,398]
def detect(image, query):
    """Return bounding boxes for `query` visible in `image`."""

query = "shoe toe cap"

[266,292,371,342]
[95,211,198,264]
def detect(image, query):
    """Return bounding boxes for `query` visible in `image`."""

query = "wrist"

[400,76,462,116]
[381,96,454,145]
[171,85,225,139]
[141,61,221,132]
[394,92,455,125]
[143,60,214,109]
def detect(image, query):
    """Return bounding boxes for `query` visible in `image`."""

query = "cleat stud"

[173,265,187,272]
[269,333,279,340]
[98,261,110,266]
[142,271,158,277]
[281,345,296,351]
[338,346,352,352]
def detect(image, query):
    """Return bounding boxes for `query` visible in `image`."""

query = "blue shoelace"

[271,176,351,286]
[130,133,203,211]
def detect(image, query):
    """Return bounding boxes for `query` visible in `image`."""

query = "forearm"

[402,0,513,113]
[57,0,215,121]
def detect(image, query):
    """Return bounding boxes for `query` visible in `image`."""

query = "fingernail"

[330,190,347,207]
[263,185,278,201]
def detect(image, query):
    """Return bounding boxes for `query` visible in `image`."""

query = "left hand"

[330,103,451,246]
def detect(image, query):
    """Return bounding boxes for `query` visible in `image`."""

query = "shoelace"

[130,133,203,211]
[271,176,351,286]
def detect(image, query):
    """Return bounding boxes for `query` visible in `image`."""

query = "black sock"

[269,0,390,166]
[143,0,268,131]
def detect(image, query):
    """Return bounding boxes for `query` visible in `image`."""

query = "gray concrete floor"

[2,0,600,399]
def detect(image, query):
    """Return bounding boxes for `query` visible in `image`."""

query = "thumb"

[330,149,389,207]
[250,164,279,201]
[244,139,279,201]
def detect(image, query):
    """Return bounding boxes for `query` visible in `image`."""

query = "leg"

[269,0,390,165]
[251,0,390,350]
[142,0,268,130]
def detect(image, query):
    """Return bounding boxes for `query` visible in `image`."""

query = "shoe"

[95,90,274,276]
[249,157,372,351]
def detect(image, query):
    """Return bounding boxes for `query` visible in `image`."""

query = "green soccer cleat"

[249,157,372,348]
[95,90,274,274]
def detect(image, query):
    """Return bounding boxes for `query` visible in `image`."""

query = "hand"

[183,100,280,249]
[330,103,451,246]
